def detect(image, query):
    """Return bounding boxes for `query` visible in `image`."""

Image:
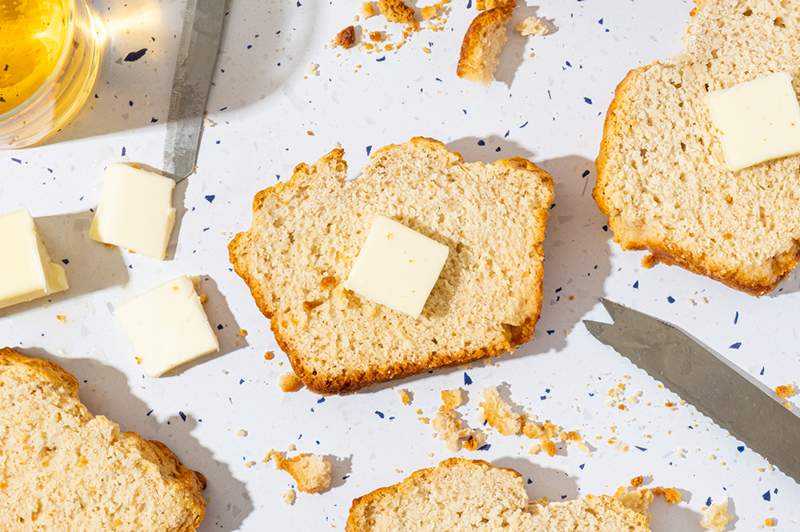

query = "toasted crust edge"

[592,3,799,296]
[228,137,554,394]
[457,5,515,82]
[0,347,207,529]
[345,458,523,532]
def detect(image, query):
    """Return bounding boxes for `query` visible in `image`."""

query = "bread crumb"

[516,15,552,37]
[361,1,377,17]
[238,328,248,337]
[775,384,796,398]
[541,440,557,456]
[652,487,682,504]
[265,450,332,493]
[56,314,66,322]
[479,386,522,435]
[199,293,208,304]
[282,489,296,505]
[440,388,465,410]
[134,356,142,365]
[306,63,320,77]
[700,500,732,531]
[630,475,644,488]
[279,372,304,392]
[333,25,357,49]
[264,351,275,361]
[764,517,777,527]
[368,31,384,42]
[244,460,256,468]
[236,429,248,437]
[432,406,480,451]
[641,255,658,268]
[476,0,515,9]
[613,487,655,516]
[377,0,419,31]
[398,388,413,405]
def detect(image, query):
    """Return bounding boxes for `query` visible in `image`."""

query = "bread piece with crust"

[229,137,553,394]
[594,0,800,294]
[0,348,206,531]
[346,458,651,531]
[457,4,515,84]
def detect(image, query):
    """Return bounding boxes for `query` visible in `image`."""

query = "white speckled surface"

[2,1,799,530]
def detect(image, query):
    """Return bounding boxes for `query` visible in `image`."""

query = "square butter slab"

[90,163,176,259]
[705,71,800,171]
[116,276,219,377]
[0,210,68,310]
[344,216,449,318]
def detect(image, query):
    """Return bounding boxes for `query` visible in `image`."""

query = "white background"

[2,0,799,530]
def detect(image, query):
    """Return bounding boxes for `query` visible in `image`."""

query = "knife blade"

[584,298,800,483]
[163,0,227,180]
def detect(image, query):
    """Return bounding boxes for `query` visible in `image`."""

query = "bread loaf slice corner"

[0,348,206,531]
[229,137,553,393]
[594,0,800,294]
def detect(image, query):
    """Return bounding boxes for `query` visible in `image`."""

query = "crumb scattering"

[775,384,796,399]
[700,500,732,531]
[282,489,296,506]
[333,25,357,49]
[279,372,304,392]
[264,351,275,361]
[265,450,332,494]
[516,15,554,37]
[398,388,413,406]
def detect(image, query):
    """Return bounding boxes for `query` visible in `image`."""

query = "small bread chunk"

[516,15,551,37]
[700,500,732,531]
[476,0,515,10]
[377,0,419,30]
[334,25,357,49]
[265,450,332,493]
[0,349,206,530]
[346,458,651,531]
[595,1,800,294]
[479,386,522,435]
[457,5,515,84]
[229,137,553,393]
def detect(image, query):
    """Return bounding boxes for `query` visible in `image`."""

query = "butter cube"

[0,210,68,310]
[90,164,176,259]
[344,216,449,318]
[705,72,800,171]
[116,276,219,377]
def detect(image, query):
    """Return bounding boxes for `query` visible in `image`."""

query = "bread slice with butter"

[595,0,800,294]
[0,348,206,530]
[229,137,553,393]
[346,458,651,531]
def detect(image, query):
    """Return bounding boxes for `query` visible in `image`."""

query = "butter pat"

[705,72,800,171]
[90,164,176,259]
[344,216,449,318]
[0,210,68,310]
[116,276,219,377]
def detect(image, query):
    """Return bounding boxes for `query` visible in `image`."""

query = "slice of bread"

[0,348,206,531]
[594,0,800,294]
[346,458,651,531]
[229,137,553,393]
[457,4,515,84]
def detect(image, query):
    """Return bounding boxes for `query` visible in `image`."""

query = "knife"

[584,298,800,483]
[163,0,227,181]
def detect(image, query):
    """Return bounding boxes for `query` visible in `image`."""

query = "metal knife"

[584,298,800,483]
[163,0,227,181]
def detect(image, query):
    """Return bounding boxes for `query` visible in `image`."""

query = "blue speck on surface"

[121,146,126,157]
[760,366,765,375]
[366,145,372,156]
[124,48,147,62]
[146,409,153,416]
[705,496,712,506]
[317,397,326,404]
[584,97,593,104]
[205,194,216,203]
[729,342,742,349]
[763,490,771,501]
[579,463,585,470]
[376,56,386,62]
[736,445,745,453]
[634,445,647,452]
[519,121,528,128]
[477,444,491,451]
[179,411,187,421]
[633,280,639,289]
[477,139,485,146]
[374,411,385,419]
[667,296,675,304]
[463,372,473,385]
[734,311,739,324]
[581,169,590,178]
[11,157,21,164]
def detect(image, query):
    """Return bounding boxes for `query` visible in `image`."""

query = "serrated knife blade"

[163,0,227,181]
[584,298,800,483]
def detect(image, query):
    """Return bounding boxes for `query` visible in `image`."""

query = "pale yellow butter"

[90,164,176,259]
[0,210,68,310]
[705,72,800,171]
[344,216,449,318]
[116,276,219,377]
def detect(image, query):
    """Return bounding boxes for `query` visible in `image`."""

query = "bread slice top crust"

[346,458,650,532]
[457,4,515,84]
[0,348,206,531]
[229,137,553,394]
[594,0,800,294]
